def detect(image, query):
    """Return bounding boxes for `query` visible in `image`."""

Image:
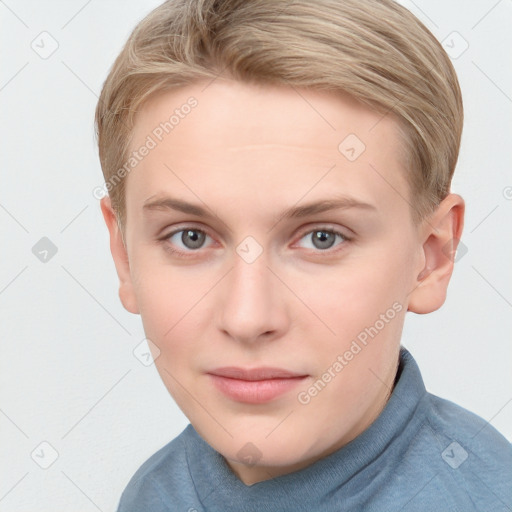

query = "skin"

[100,78,464,485]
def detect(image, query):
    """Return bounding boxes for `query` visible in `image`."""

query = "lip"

[207,367,308,404]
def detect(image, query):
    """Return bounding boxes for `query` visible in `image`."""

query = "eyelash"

[159,225,352,259]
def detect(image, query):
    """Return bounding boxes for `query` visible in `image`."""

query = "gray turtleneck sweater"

[117,348,512,511]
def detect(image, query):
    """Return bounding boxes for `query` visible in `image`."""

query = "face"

[102,78,462,485]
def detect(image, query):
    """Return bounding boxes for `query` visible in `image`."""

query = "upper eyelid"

[295,224,351,238]
[163,223,350,237]
[165,225,215,241]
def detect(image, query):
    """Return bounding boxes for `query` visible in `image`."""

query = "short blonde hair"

[95,0,463,232]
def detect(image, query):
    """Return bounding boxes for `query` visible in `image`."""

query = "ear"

[408,193,465,314]
[100,196,139,314]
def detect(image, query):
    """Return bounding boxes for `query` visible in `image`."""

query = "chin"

[208,425,322,469]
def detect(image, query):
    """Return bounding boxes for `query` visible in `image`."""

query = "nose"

[217,250,289,345]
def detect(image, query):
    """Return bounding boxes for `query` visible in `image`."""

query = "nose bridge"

[218,247,285,342]
[228,249,273,317]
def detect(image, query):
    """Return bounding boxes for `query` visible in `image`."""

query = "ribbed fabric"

[117,348,512,511]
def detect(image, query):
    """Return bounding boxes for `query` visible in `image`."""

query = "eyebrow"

[142,195,377,221]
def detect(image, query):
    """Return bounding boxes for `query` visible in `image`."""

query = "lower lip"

[208,375,307,404]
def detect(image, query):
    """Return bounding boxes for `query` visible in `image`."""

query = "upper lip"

[208,367,307,381]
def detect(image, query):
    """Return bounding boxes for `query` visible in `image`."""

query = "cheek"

[130,255,188,337]
[300,259,401,331]
[134,268,202,407]
[131,255,215,363]
[292,244,410,370]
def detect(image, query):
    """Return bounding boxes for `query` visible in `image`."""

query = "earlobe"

[407,194,465,314]
[100,197,140,315]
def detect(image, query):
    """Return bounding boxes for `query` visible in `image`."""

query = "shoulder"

[418,392,512,510]
[367,349,512,511]
[116,425,196,512]
[426,392,512,463]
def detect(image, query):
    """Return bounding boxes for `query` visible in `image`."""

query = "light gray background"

[1,1,511,510]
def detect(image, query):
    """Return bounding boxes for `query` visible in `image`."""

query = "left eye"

[296,229,348,251]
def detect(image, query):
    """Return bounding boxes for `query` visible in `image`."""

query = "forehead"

[126,79,410,221]
[133,79,401,152]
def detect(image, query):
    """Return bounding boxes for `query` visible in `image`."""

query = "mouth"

[207,367,309,404]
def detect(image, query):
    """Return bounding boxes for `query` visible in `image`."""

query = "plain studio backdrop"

[0,1,511,510]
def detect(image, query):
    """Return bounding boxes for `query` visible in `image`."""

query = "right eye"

[161,227,215,255]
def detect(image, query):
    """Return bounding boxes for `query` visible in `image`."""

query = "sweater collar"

[184,347,428,511]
